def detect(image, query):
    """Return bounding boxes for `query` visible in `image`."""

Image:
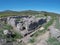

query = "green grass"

[16,18,21,21]
[47,37,60,45]
[3,24,13,30]
[32,29,45,37]
[55,17,60,29]
[35,14,44,18]
[14,32,23,39]
[0,22,13,30]
[29,37,35,43]
[44,18,54,29]
[0,24,23,41]
[9,32,23,41]
[0,29,3,38]
[0,29,23,41]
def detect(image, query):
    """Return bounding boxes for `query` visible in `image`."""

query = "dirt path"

[33,31,49,45]
[33,20,55,45]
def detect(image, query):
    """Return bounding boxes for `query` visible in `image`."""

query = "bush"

[29,38,35,43]
[3,24,13,30]
[13,32,23,39]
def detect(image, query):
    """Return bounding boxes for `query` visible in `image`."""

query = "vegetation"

[0,23,13,39]
[0,10,39,17]
[55,16,60,29]
[16,18,20,21]
[0,10,60,43]
[47,37,60,45]
[0,10,60,17]
[0,23,22,41]
[44,16,54,29]
[0,29,4,38]
[29,16,55,44]
[2,24,13,30]
[9,32,23,41]
[14,32,23,39]
[29,37,35,43]
[32,16,54,38]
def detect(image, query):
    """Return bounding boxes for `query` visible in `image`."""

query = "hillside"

[0,10,60,17]
[0,10,60,45]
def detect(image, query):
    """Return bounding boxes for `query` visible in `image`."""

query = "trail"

[33,31,49,45]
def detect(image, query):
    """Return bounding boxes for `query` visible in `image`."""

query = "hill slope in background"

[0,10,60,17]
